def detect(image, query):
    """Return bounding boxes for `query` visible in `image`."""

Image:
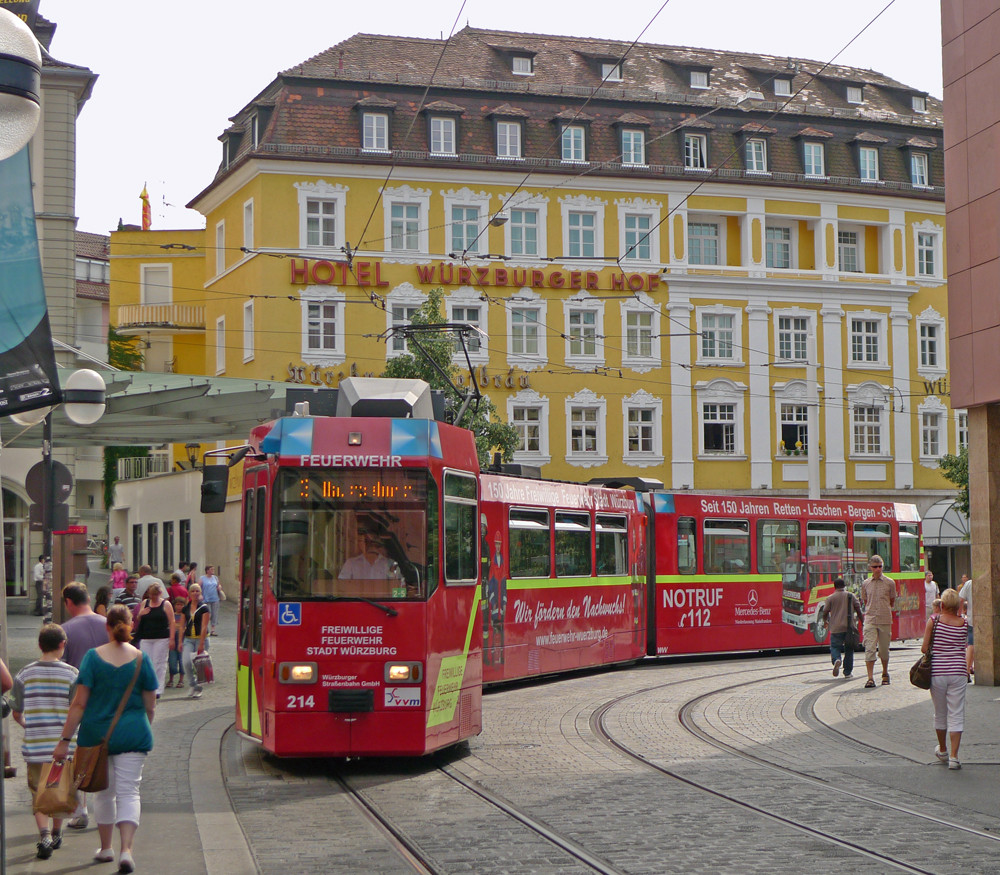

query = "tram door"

[236,472,267,740]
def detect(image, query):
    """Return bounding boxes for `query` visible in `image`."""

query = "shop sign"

[287,362,531,390]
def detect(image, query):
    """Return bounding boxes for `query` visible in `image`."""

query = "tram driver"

[339,532,395,580]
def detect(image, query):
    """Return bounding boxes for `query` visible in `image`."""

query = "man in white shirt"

[959,573,974,678]
[924,571,938,620]
[339,534,394,580]
[32,555,45,616]
[135,564,162,599]
[107,536,125,566]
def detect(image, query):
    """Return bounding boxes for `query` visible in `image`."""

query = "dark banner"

[0,0,40,29]
[0,146,61,416]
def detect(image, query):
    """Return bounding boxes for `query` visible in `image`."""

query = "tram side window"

[239,489,254,652]
[555,512,592,577]
[703,519,750,574]
[509,509,551,578]
[253,486,266,653]
[899,524,920,571]
[854,523,892,573]
[444,472,478,583]
[757,520,801,573]
[806,522,848,586]
[596,515,628,575]
[677,517,697,574]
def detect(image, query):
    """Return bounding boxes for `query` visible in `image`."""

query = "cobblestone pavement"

[224,646,1000,874]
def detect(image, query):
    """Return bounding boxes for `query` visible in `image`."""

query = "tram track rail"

[589,663,1000,874]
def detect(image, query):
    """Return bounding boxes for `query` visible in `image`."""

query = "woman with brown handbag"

[52,605,158,873]
[922,587,969,770]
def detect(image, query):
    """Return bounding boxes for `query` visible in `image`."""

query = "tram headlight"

[385,662,422,683]
[278,662,317,683]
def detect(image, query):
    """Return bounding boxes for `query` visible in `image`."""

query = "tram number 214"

[678,608,711,627]
[287,694,316,708]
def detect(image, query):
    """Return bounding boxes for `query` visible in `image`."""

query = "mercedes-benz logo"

[747,589,759,607]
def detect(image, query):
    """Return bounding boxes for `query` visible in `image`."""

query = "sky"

[39,0,944,235]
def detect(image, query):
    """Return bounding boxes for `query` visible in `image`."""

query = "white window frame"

[911,152,929,187]
[139,264,172,306]
[430,116,456,156]
[695,379,747,458]
[690,70,709,89]
[846,85,864,104]
[242,300,254,363]
[601,62,623,82]
[296,180,348,251]
[764,222,796,269]
[687,216,725,266]
[621,293,661,373]
[561,125,586,163]
[745,138,768,174]
[215,221,225,276]
[684,133,708,170]
[696,305,743,367]
[559,194,605,264]
[249,113,259,149]
[858,146,880,182]
[382,185,430,255]
[914,222,943,280]
[502,192,548,260]
[496,121,522,159]
[803,141,826,178]
[773,308,813,365]
[837,225,865,273]
[616,197,660,265]
[847,383,889,458]
[774,78,792,97]
[912,95,927,113]
[620,129,646,166]
[512,55,533,76]
[622,389,664,466]
[447,286,489,365]
[506,289,547,370]
[847,312,888,369]
[300,286,347,366]
[215,315,226,375]
[565,388,608,468]
[916,306,947,378]
[956,410,969,451]
[917,396,947,464]
[384,283,427,359]
[362,112,389,152]
[772,380,812,457]
[443,187,491,258]
[508,389,551,465]
[562,292,604,368]
[243,199,254,253]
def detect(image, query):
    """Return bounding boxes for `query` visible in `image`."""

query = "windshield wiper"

[330,596,398,617]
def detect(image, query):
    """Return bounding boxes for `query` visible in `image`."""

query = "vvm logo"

[384,687,422,708]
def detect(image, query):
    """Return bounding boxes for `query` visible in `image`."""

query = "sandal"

[881,674,890,685]
[864,679,876,688]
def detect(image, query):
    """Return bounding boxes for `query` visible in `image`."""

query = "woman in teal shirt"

[54,604,158,874]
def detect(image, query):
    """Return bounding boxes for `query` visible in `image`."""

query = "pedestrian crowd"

[5,552,223,871]
[820,560,976,774]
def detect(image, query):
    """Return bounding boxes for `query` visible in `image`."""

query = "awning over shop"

[921,498,969,547]
[0,368,294,448]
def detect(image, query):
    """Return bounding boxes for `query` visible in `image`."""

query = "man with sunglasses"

[861,554,896,688]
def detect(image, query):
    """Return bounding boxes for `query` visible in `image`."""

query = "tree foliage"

[381,289,519,468]
[103,328,148,512]
[938,445,969,517]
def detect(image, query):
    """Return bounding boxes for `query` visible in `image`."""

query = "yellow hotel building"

[110,28,961,573]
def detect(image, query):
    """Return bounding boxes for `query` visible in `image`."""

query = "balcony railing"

[116,304,205,336]
[117,454,172,481]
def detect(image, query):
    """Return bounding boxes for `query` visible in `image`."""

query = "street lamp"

[185,442,202,469]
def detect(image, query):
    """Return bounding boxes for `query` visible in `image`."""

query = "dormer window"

[512,55,533,75]
[690,70,709,89]
[250,114,259,149]
[846,85,864,104]
[222,139,230,169]
[601,62,623,82]
[912,95,927,113]
[774,78,792,97]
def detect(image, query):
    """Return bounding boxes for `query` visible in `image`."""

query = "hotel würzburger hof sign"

[285,258,662,389]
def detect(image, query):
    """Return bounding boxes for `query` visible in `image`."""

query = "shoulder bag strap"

[101,656,143,745]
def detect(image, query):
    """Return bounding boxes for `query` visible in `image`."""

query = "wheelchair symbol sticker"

[279,603,302,626]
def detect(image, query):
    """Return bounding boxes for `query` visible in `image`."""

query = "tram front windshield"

[273,469,436,601]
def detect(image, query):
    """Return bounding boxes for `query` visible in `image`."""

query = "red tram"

[202,378,925,758]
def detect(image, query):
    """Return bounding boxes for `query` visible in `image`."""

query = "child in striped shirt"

[11,623,79,860]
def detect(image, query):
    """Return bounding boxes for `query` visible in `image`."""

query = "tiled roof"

[740,122,778,134]
[904,136,938,150]
[489,103,530,118]
[424,100,465,113]
[795,127,835,139]
[615,112,652,126]
[75,231,110,260]
[853,131,890,144]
